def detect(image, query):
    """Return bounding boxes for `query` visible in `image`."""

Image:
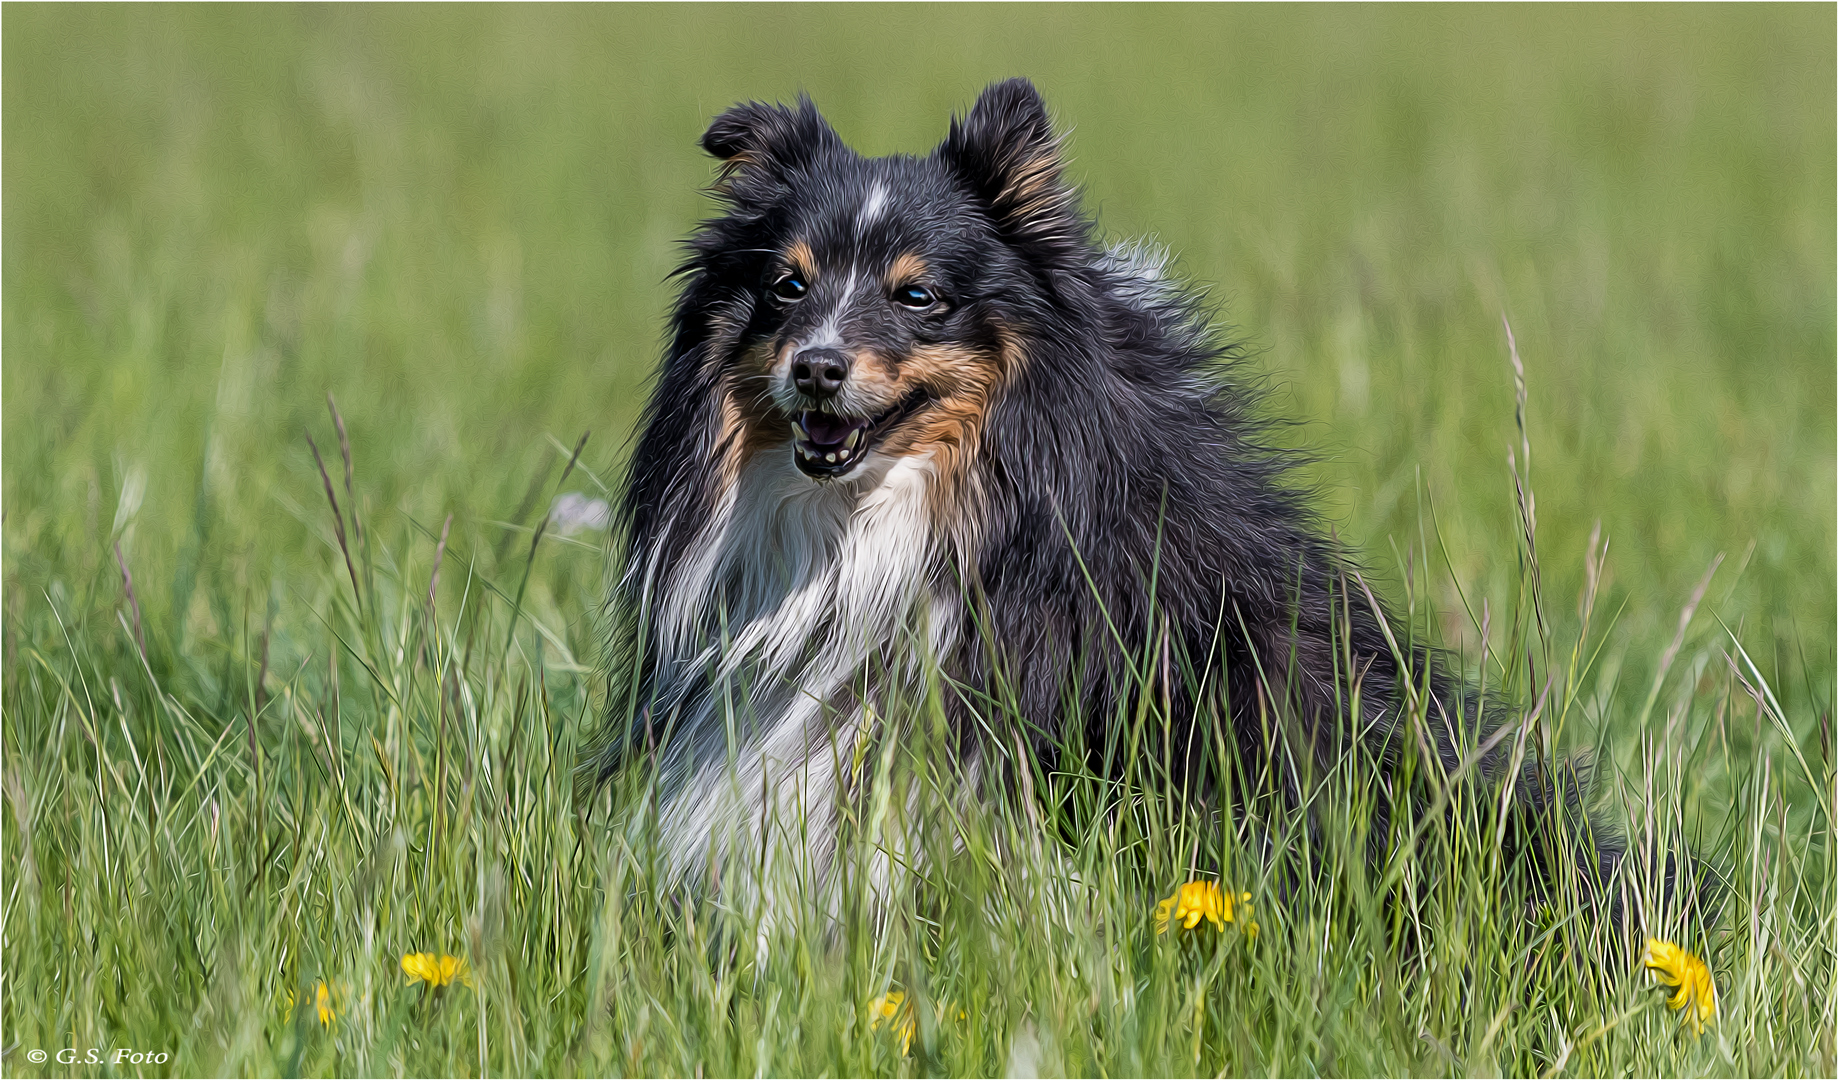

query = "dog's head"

[684,78,1085,483]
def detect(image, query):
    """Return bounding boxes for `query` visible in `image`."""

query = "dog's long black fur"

[597,78,1622,899]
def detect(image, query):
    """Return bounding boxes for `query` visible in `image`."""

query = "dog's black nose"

[791,348,849,399]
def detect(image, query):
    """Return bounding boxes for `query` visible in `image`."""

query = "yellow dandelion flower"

[867,991,964,1056]
[401,952,473,989]
[869,991,915,1056]
[285,980,339,1028]
[1642,938,1716,1034]
[313,981,336,1027]
[1155,881,1256,938]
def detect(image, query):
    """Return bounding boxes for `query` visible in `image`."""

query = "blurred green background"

[5,3,1833,711]
[4,8,1833,1075]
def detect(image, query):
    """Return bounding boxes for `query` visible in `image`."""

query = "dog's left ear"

[935,79,1083,260]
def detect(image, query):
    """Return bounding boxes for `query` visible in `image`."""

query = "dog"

[595,78,1620,902]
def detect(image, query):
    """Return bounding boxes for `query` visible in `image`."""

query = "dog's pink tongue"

[800,411,856,447]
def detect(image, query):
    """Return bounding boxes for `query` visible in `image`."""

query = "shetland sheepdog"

[595,78,1618,898]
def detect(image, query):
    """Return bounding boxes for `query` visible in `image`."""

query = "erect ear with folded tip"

[701,96,843,195]
[934,78,1085,262]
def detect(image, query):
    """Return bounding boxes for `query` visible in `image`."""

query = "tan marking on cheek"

[884,253,929,289]
[842,349,902,394]
[899,342,1008,394]
[869,337,1027,544]
[709,392,748,493]
[713,343,792,488]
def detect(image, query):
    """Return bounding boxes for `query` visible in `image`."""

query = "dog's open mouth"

[790,392,927,479]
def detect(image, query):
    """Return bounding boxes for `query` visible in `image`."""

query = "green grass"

[3,5,1833,1076]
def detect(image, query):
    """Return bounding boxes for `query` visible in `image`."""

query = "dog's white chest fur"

[642,448,949,876]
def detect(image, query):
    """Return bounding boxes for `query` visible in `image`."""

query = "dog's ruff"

[643,448,951,878]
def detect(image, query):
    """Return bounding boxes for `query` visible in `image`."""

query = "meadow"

[3,6,1833,1076]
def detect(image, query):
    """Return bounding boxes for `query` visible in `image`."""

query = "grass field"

[3,6,1834,1076]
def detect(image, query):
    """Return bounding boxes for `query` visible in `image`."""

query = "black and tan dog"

[596,78,1618,899]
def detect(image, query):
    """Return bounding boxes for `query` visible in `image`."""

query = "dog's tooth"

[845,428,862,449]
[792,422,808,441]
[825,452,838,463]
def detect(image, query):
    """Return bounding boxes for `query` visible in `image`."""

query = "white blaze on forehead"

[806,268,859,352]
[857,181,888,230]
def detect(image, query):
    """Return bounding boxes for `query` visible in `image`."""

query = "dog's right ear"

[701,96,841,193]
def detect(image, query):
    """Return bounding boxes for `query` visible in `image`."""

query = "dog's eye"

[893,285,936,310]
[770,274,808,302]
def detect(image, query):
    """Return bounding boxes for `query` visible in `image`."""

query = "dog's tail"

[1402,681,1710,932]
